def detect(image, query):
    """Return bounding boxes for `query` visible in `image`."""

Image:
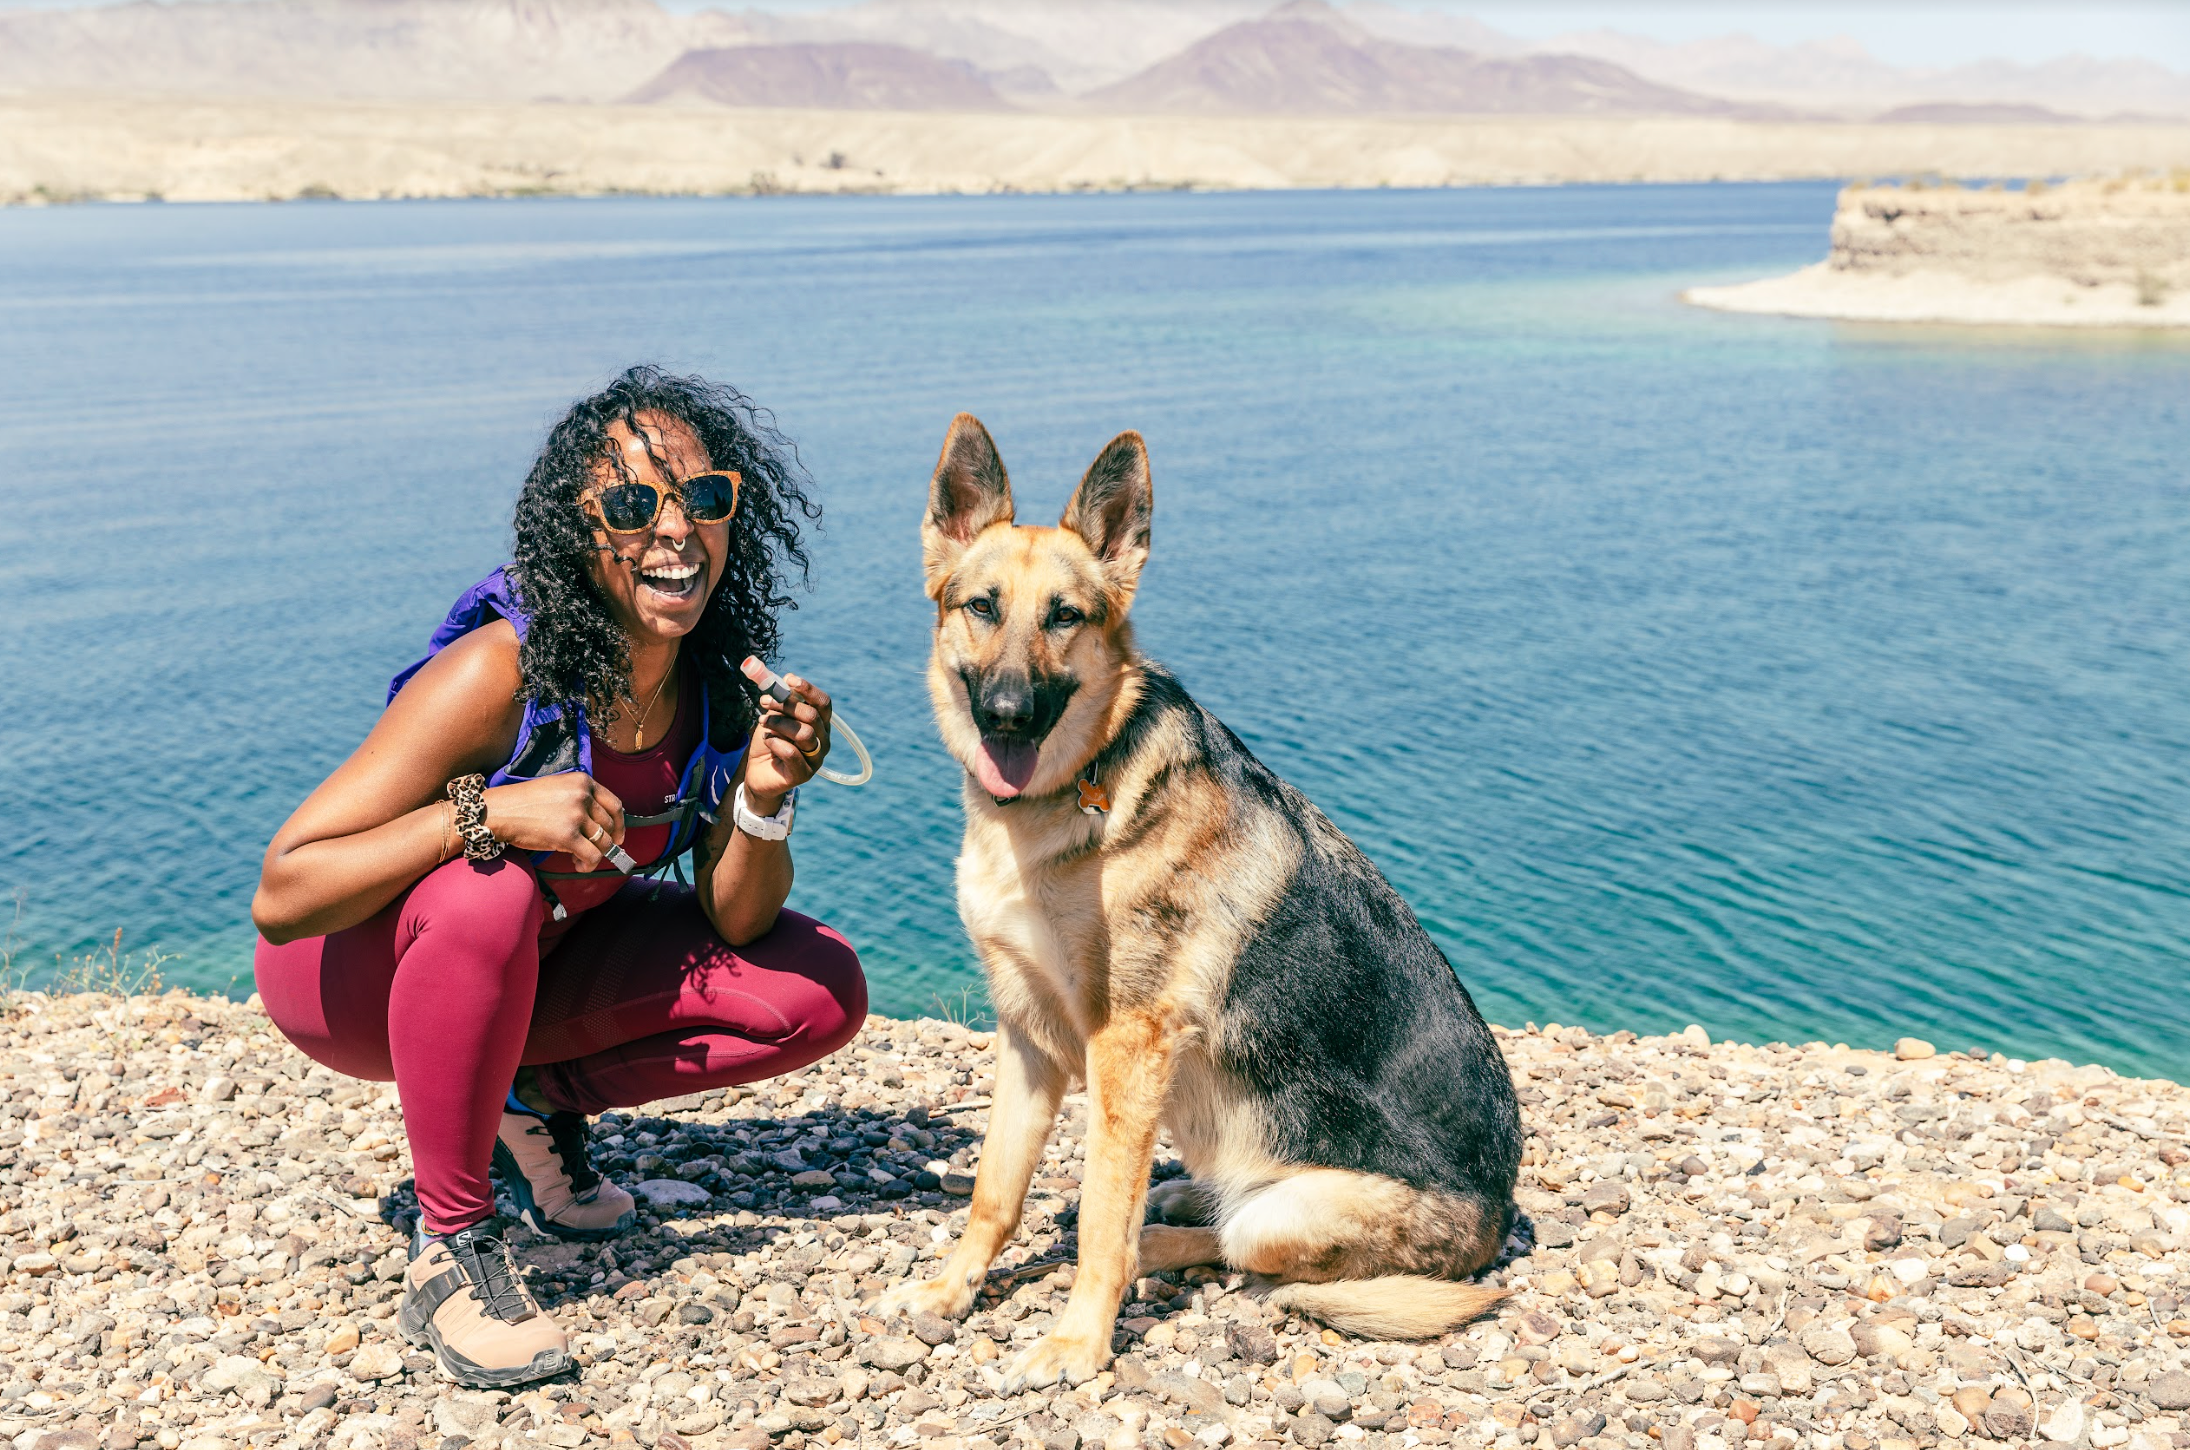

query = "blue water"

[3,184,2186,1080]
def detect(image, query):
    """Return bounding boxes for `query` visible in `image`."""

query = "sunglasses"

[582,470,741,535]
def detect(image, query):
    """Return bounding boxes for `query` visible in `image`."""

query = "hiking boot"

[493,1107,636,1242]
[398,1220,570,1389]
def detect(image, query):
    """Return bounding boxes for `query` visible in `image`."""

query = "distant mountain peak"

[629,41,1010,110]
[1262,0,1371,45]
[1088,7,1739,118]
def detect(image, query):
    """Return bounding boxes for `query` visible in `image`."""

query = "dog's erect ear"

[924,413,1015,598]
[1061,430,1153,603]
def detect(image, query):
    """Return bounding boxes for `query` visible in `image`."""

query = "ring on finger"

[586,823,607,846]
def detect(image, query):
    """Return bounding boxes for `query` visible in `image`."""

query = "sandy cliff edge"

[1687,177,2190,328]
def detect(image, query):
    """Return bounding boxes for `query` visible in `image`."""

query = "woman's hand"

[745,674,832,808]
[481,773,627,870]
[698,675,822,945]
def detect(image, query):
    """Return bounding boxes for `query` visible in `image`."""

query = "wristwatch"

[732,784,797,841]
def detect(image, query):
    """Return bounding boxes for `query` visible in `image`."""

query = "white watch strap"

[733,783,796,841]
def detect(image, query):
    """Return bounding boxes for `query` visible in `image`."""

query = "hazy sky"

[1,0,2184,70]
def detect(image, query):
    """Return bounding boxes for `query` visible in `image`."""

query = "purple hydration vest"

[390,567,747,914]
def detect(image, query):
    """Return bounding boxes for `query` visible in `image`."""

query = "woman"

[252,367,865,1389]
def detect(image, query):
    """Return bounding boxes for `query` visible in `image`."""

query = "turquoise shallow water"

[2,184,2187,1079]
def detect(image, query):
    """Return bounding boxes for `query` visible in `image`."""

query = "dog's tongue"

[974,738,1040,798]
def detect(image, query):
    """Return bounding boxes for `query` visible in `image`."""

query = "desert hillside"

[1,0,2183,210]
[1080,5,1750,119]
[7,97,2190,208]
[628,43,1009,110]
[0,0,744,105]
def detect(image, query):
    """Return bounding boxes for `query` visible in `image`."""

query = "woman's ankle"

[413,1214,494,1254]
[511,1067,555,1116]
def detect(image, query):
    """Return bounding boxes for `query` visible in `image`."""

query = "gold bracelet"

[437,799,456,864]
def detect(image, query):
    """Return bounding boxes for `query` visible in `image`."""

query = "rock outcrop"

[1832,178,2190,290]
[1688,175,2190,327]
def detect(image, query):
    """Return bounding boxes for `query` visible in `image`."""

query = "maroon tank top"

[536,672,704,948]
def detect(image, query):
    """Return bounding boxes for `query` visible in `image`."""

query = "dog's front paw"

[999,1329,1108,1394]
[875,1268,979,1323]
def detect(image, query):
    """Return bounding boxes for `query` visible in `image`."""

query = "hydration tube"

[740,656,874,787]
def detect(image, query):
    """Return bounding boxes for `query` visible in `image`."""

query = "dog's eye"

[964,597,995,620]
[1048,605,1084,629]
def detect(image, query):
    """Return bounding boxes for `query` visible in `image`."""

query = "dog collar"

[989,770,1109,813]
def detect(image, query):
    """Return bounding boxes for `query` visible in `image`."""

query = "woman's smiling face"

[584,411,731,646]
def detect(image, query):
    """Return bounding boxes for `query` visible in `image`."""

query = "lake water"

[3,184,2187,1081]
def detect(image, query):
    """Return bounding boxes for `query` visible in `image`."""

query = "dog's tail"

[1264,1276,1507,1341]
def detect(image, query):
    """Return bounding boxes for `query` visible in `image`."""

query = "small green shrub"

[51,928,170,998]
[927,983,994,1030]
[0,896,25,1014]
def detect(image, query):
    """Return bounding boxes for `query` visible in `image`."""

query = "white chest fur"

[954,794,1108,1046]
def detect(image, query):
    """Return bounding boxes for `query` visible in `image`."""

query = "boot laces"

[543,1111,603,1196]
[448,1227,534,1323]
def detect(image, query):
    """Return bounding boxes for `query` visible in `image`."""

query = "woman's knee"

[254,932,396,1083]
[774,913,868,1058]
[400,856,545,983]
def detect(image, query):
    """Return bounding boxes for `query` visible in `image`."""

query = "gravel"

[2,989,2187,1450]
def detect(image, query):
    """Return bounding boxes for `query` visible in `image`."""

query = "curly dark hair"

[508,366,819,744]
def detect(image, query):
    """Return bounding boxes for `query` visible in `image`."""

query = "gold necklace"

[628,658,675,751]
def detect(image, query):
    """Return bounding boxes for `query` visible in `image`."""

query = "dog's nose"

[977,679,1036,736]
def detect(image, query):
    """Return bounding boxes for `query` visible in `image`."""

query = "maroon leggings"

[255,855,865,1233]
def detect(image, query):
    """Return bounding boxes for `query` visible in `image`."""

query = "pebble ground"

[4,989,2188,1450]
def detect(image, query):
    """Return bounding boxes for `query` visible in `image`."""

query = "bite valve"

[740,656,874,787]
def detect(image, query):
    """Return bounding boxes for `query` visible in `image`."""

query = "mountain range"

[1083,6,1763,118]
[1543,29,2187,122]
[0,0,2181,121]
[0,0,733,104]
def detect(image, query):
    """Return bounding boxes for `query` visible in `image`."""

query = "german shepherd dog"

[878,415,1523,1391]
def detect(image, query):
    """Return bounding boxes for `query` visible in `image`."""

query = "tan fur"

[883,416,1505,1390]
[1262,1279,1510,1342]
[1220,1168,1504,1283]
[1138,1225,1224,1274]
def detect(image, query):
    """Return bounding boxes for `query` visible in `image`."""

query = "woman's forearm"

[699,809,795,946]
[253,802,453,945]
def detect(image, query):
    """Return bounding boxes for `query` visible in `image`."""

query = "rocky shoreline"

[4,987,2188,1450]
